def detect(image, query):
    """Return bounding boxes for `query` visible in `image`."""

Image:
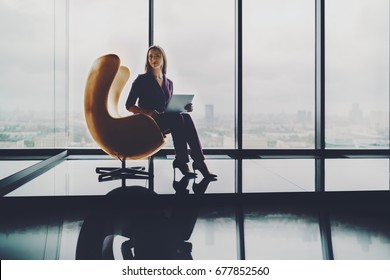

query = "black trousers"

[154,112,205,163]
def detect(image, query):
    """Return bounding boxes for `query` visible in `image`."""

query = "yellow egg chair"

[84,54,165,183]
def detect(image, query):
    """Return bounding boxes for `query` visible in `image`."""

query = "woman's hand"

[138,108,159,117]
[128,106,158,117]
[184,103,193,112]
[143,109,159,117]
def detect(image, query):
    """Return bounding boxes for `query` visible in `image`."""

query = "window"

[325,0,389,149]
[0,1,388,151]
[0,0,57,148]
[154,0,235,148]
[68,0,148,147]
[243,0,315,149]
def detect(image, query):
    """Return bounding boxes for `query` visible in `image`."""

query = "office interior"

[1,0,390,260]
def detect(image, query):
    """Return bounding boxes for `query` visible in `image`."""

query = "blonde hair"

[145,45,168,74]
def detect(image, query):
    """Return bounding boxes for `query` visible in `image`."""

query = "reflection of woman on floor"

[126,45,216,178]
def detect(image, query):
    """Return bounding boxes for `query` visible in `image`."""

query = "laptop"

[165,94,194,113]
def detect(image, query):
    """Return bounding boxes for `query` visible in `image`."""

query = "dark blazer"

[126,72,173,113]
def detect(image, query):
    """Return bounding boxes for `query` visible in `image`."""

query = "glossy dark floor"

[1,156,390,259]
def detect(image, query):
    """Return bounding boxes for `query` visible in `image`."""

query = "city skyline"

[1,101,388,149]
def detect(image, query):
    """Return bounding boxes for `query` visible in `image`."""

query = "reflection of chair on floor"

[75,185,198,260]
[84,54,165,184]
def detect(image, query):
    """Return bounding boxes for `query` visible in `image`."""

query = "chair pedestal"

[96,159,151,182]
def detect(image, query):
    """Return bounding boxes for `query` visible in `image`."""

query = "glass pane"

[0,160,40,179]
[69,0,148,147]
[154,158,235,194]
[243,159,315,192]
[325,159,389,191]
[6,157,234,196]
[0,212,62,260]
[5,160,70,197]
[330,211,390,259]
[58,218,84,259]
[190,207,237,259]
[54,0,68,147]
[244,206,323,259]
[0,0,57,148]
[154,0,235,148]
[6,158,141,196]
[326,0,389,149]
[243,0,315,149]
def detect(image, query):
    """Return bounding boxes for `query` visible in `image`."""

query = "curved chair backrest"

[84,54,165,160]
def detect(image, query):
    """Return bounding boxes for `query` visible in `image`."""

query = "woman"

[126,45,216,179]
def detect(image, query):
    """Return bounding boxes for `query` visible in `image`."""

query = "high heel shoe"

[192,161,217,179]
[173,159,197,177]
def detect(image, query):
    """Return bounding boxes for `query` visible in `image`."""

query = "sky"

[0,0,389,119]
